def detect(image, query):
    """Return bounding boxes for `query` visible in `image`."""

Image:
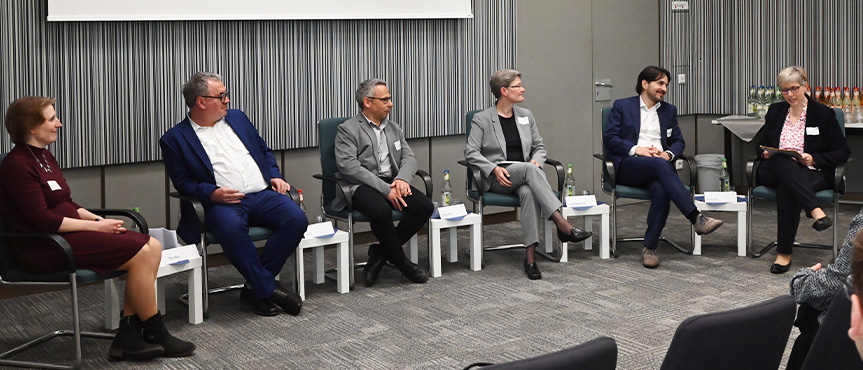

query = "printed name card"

[438,204,468,220]
[304,221,336,238]
[565,195,597,209]
[704,191,738,204]
[161,245,199,267]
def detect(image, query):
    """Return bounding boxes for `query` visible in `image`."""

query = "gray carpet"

[1,201,859,369]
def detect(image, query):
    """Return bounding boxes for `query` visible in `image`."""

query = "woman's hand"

[492,166,512,187]
[95,218,127,234]
[762,150,772,159]
[798,152,815,166]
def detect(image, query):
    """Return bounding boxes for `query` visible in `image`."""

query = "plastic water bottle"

[746,85,757,116]
[441,170,452,206]
[564,164,575,196]
[720,158,730,192]
[297,189,307,212]
[127,206,141,233]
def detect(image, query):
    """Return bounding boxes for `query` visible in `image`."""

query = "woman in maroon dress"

[0,97,194,361]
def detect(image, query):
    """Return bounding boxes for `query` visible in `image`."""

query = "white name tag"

[393,141,401,151]
[160,245,199,266]
[565,195,597,208]
[304,221,336,238]
[47,180,61,191]
[806,127,820,135]
[666,128,673,137]
[516,116,529,125]
[438,204,468,220]
[704,191,738,203]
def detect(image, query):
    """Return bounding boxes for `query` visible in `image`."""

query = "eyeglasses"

[200,92,229,103]
[780,86,802,95]
[845,275,856,300]
[508,84,524,89]
[367,96,393,103]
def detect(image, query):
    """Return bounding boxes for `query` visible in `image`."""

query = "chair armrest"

[92,209,149,234]
[834,161,848,192]
[0,231,76,273]
[544,158,566,194]
[415,169,433,197]
[313,174,354,210]
[458,159,485,198]
[593,153,616,187]
[169,192,206,230]
[745,156,763,188]
[286,187,300,206]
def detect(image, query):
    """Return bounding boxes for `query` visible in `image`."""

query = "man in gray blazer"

[334,78,433,287]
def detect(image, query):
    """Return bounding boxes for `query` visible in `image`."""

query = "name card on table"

[704,191,738,204]
[304,221,336,238]
[565,195,597,209]
[438,204,468,220]
[160,245,199,267]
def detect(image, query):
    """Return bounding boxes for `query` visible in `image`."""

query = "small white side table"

[427,213,482,276]
[692,195,747,256]
[296,230,349,300]
[560,204,611,260]
[155,255,203,325]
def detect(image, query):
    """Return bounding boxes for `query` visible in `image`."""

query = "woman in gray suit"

[465,69,592,280]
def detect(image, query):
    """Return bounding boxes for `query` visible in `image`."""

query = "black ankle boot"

[141,312,196,357]
[108,314,164,361]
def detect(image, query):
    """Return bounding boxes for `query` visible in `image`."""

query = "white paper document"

[565,195,597,209]
[304,221,336,238]
[704,191,738,204]
[149,227,182,249]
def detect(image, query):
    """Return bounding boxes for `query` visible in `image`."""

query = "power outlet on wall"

[675,160,684,171]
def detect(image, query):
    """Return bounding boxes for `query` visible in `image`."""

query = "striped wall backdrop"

[0,0,516,168]
[660,0,863,115]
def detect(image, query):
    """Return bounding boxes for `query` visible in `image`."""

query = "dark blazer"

[160,109,283,243]
[603,96,684,171]
[756,96,850,175]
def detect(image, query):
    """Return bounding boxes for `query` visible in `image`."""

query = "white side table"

[296,230,349,300]
[560,204,611,260]
[427,213,482,276]
[155,255,203,325]
[692,195,747,256]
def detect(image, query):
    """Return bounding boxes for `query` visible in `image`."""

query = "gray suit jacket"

[333,113,418,211]
[464,106,547,191]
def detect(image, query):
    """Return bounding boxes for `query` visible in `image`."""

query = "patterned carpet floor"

[1,201,860,369]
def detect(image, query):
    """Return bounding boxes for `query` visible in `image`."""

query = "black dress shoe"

[396,261,429,284]
[558,227,592,243]
[770,262,791,274]
[271,282,302,316]
[239,287,280,316]
[523,258,542,280]
[364,244,387,287]
[813,216,833,232]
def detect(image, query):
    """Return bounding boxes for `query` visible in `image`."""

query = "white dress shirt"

[629,97,674,160]
[190,117,269,194]
[362,114,392,178]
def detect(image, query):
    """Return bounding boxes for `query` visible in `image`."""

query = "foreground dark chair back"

[659,295,796,370]
[466,336,617,370]
[800,289,863,370]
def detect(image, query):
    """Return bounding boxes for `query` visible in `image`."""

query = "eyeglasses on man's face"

[201,91,230,103]
[780,86,802,95]
[367,96,393,104]
[845,275,857,300]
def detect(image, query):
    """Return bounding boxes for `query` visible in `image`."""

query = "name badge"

[517,116,529,125]
[438,204,468,220]
[393,141,401,151]
[806,127,820,135]
[565,195,597,209]
[704,191,737,204]
[666,128,673,137]
[47,180,61,191]
[304,221,336,238]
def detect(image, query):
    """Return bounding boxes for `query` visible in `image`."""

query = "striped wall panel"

[661,0,863,115]
[0,0,516,168]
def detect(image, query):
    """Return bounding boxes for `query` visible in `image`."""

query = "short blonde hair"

[777,66,808,87]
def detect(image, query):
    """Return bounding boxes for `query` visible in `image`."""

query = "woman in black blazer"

[756,66,851,274]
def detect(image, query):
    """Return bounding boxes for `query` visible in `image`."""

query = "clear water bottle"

[128,206,141,233]
[720,158,730,192]
[441,170,452,206]
[746,85,757,116]
[564,164,575,197]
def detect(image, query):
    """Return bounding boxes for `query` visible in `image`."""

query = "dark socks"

[686,210,700,224]
[525,243,537,263]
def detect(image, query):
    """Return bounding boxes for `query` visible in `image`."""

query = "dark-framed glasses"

[845,275,856,300]
[367,96,393,103]
[780,86,802,95]
[508,84,524,89]
[201,92,229,103]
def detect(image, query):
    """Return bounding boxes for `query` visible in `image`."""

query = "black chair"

[0,153,148,369]
[464,336,617,370]
[594,106,695,257]
[659,295,796,370]
[169,188,299,318]
[800,289,863,370]
[458,110,565,264]
[314,117,432,288]
[746,108,848,258]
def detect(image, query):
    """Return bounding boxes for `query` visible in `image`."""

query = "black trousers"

[757,156,831,254]
[785,304,821,370]
[351,183,434,265]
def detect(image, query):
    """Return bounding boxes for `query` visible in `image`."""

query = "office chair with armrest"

[314,117,431,288]
[800,289,863,370]
[659,295,796,370]
[458,110,564,264]
[746,108,847,258]
[463,336,618,370]
[594,106,695,257]
[169,187,299,318]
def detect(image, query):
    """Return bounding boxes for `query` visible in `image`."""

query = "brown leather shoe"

[642,247,660,269]
[693,214,723,235]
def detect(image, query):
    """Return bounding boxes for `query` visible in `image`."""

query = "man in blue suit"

[604,66,722,268]
[161,72,308,316]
